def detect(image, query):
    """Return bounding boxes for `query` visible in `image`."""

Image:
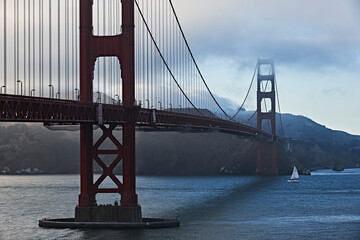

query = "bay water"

[0,169,359,239]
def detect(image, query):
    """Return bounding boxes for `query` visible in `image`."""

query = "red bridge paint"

[78,0,138,208]
[256,59,278,175]
[0,0,279,223]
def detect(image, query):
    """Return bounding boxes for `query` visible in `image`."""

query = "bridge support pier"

[256,141,278,175]
[256,59,278,175]
[75,0,141,223]
[75,122,141,223]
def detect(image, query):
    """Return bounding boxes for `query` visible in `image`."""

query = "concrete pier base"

[39,218,180,229]
[40,205,179,229]
[75,206,142,222]
[256,168,278,176]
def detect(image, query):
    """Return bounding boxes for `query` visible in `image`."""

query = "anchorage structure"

[256,59,278,175]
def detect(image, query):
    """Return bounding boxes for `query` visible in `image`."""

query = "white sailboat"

[288,166,300,183]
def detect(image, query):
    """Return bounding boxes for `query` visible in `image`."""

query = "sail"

[291,166,299,179]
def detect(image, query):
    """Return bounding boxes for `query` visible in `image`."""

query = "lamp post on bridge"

[48,84,54,98]
[96,91,101,103]
[75,88,79,101]
[158,101,162,110]
[16,80,23,95]
[115,94,120,105]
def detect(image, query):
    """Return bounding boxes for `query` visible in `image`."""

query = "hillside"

[0,111,359,175]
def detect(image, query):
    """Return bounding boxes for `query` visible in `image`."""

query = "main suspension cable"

[230,64,257,120]
[275,76,285,138]
[135,0,203,116]
[168,0,230,119]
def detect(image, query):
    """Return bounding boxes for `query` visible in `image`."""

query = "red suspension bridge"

[0,0,284,225]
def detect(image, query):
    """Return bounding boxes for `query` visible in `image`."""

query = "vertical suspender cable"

[170,4,173,109]
[150,0,153,108]
[75,0,78,99]
[135,1,138,103]
[142,0,145,106]
[141,1,143,104]
[24,0,26,95]
[71,0,74,99]
[146,0,149,107]
[167,1,170,109]
[97,0,100,101]
[66,0,69,99]
[118,0,120,102]
[42,0,44,96]
[49,0,52,97]
[28,0,30,95]
[64,0,66,98]
[57,0,60,98]
[17,0,20,94]
[275,77,285,138]
[14,0,17,94]
[159,0,161,108]
[162,0,165,109]
[32,0,35,96]
[182,27,184,108]
[120,1,121,101]
[109,0,112,102]
[65,0,67,98]
[41,0,44,96]
[154,0,156,108]
[156,0,159,108]
[112,0,114,102]
[175,14,178,108]
[103,0,106,103]
[38,0,41,96]
[38,0,40,96]
[3,0,6,94]
[67,0,70,99]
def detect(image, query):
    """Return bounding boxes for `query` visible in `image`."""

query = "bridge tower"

[75,0,141,222]
[256,59,278,175]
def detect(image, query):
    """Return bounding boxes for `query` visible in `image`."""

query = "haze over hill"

[0,111,359,175]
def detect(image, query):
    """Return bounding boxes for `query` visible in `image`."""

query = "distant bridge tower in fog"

[256,59,277,175]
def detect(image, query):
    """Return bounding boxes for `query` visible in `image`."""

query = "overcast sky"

[0,0,359,135]
[172,0,360,135]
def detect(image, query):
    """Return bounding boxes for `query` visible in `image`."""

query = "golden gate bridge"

[0,0,284,227]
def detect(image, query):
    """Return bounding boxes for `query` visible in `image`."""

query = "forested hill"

[0,111,359,175]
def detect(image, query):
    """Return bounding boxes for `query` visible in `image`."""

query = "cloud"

[322,88,346,95]
[174,0,360,69]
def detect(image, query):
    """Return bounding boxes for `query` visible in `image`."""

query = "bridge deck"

[0,94,271,138]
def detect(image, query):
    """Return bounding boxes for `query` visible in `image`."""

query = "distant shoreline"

[1,168,359,177]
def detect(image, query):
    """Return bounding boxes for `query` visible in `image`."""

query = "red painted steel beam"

[91,35,123,59]
[0,94,272,138]
[256,59,278,175]
[78,0,95,208]
[121,0,138,208]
